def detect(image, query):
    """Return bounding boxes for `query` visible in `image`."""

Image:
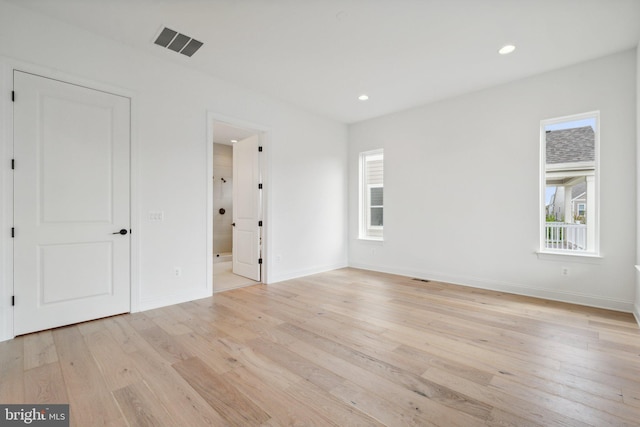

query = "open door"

[232,135,261,281]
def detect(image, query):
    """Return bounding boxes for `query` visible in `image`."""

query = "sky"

[544,117,596,131]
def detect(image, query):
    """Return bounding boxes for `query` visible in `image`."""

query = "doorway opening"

[209,118,266,293]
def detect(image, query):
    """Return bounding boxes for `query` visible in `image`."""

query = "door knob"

[112,229,128,235]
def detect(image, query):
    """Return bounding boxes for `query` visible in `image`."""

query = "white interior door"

[232,135,261,281]
[13,71,131,336]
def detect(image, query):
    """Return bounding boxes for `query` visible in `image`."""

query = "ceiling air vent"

[154,27,203,57]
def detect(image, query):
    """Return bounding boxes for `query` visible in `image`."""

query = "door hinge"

[258,183,263,189]
[11,227,14,238]
[258,146,263,152]
[258,258,263,265]
[258,220,262,227]
[11,296,15,306]
[11,91,15,102]
[11,159,15,170]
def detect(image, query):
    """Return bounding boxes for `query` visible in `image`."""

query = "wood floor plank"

[152,314,193,336]
[223,366,348,426]
[0,336,25,403]
[126,312,157,332]
[216,335,305,391]
[52,325,126,427]
[102,316,152,354]
[622,387,640,408]
[422,366,593,427]
[280,322,493,421]
[379,311,637,397]
[113,381,178,427]
[23,330,58,370]
[489,370,640,427]
[173,356,271,426]
[173,331,242,374]
[23,362,68,404]
[281,326,487,427]
[135,325,193,364]
[285,377,390,427]
[486,407,545,427]
[128,348,230,426]
[3,267,640,426]
[248,336,345,391]
[83,328,143,391]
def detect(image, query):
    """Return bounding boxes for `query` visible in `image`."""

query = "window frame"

[359,149,384,241]
[539,111,600,256]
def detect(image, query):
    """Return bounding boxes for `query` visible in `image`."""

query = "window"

[541,112,599,255]
[359,149,384,240]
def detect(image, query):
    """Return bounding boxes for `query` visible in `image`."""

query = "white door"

[232,135,261,281]
[13,71,131,336]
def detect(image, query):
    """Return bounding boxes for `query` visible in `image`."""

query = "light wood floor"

[214,260,260,292]
[1,268,640,426]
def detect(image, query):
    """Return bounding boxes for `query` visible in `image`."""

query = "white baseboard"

[269,262,349,284]
[349,262,635,313]
[634,303,640,327]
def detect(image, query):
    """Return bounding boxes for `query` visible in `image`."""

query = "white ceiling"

[212,121,257,145]
[9,0,640,124]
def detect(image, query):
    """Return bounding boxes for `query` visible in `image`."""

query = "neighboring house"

[544,126,595,250]
[546,181,587,222]
[570,181,587,223]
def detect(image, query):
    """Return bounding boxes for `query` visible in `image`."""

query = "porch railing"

[545,222,586,251]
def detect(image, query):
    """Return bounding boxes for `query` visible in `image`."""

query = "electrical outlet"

[276,254,282,263]
[174,267,182,277]
[561,267,569,276]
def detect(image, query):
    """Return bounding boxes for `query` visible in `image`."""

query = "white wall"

[635,42,640,325]
[0,1,348,340]
[350,49,637,312]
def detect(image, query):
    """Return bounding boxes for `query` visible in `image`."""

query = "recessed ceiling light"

[230,139,238,143]
[498,44,516,55]
[358,94,369,101]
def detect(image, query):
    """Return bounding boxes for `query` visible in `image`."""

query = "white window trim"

[539,111,600,257]
[359,149,383,241]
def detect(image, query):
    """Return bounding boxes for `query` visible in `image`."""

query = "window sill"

[358,236,384,242]
[536,250,602,263]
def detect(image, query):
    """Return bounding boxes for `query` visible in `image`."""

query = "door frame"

[0,57,140,341]
[206,111,270,291]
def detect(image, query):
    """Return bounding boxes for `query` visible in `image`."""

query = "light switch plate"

[149,211,164,221]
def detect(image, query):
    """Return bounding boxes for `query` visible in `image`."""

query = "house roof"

[546,126,595,164]
[572,181,586,199]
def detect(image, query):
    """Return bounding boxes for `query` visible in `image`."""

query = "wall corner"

[635,42,640,327]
